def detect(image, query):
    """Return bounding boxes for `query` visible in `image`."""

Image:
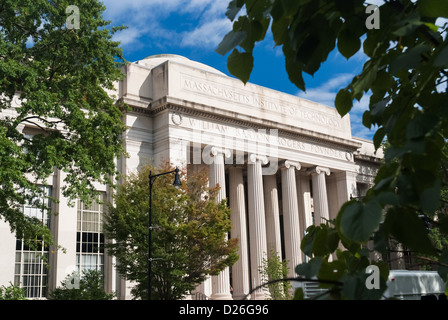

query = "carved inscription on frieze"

[180,74,344,131]
[177,116,352,162]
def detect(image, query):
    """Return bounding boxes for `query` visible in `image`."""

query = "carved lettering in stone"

[181,75,343,130]
[181,116,350,161]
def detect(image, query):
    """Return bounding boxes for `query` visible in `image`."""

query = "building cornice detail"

[135,98,363,152]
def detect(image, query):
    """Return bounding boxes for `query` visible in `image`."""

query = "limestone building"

[0,54,382,299]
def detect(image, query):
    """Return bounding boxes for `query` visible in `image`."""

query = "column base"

[232,293,249,300]
[250,292,268,300]
[210,292,233,300]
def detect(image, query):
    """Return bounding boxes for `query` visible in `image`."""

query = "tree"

[103,163,238,300]
[258,249,292,300]
[217,0,448,299]
[0,0,126,247]
[49,269,115,300]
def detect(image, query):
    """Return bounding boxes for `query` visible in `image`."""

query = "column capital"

[211,146,232,158]
[310,166,330,176]
[282,160,301,170]
[248,153,269,165]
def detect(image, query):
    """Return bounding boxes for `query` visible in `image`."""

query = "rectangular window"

[76,193,106,274]
[14,186,51,299]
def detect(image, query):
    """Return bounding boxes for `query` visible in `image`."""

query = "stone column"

[247,154,269,300]
[311,166,331,225]
[296,172,313,234]
[335,171,358,210]
[209,147,232,300]
[263,174,282,258]
[281,160,302,278]
[228,166,250,300]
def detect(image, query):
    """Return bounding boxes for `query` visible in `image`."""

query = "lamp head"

[173,167,182,188]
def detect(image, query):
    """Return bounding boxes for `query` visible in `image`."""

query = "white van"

[383,270,447,300]
[294,270,447,300]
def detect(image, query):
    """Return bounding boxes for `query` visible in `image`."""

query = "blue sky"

[101,0,381,140]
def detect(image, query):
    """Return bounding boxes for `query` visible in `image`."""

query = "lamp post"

[148,167,181,300]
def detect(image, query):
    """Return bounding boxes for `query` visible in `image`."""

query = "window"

[14,186,51,299]
[76,193,106,274]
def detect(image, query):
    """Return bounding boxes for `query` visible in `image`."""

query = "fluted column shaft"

[263,174,282,258]
[228,166,250,300]
[247,154,268,300]
[296,172,313,233]
[209,148,232,300]
[281,161,302,278]
[311,166,331,225]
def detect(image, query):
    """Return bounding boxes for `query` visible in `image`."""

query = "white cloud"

[297,73,354,108]
[181,18,231,48]
[101,0,232,51]
[111,27,141,46]
[180,1,233,49]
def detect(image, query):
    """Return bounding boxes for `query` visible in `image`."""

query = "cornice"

[123,96,363,152]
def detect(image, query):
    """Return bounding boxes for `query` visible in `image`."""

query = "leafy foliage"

[103,163,238,300]
[49,269,115,300]
[0,0,126,247]
[258,249,292,300]
[218,0,448,299]
[0,282,27,300]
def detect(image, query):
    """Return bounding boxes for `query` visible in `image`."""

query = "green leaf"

[313,226,331,256]
[434,45,448,67]
[295,257,322,278]
[420,178,441,213]
[438,251,448,282]
[373,223,388,256]
[419,0,448,18]
[227,49,253,84]
[215,31,247,56]
[373,127,386,150]
[337,28,361,59]
[406,113,439,140]
[293,287,305,300]
[338,200,382,242]
[389,44,430,75]
[385,207,436,255]
[226,0,244,21]
[281,0,302,15]
[439,214,448,235]
[271,15,289,45]
[341,272,386,300]
[351,60,379,98]
[285,56,305,91]
[335,89,353,117]
[327,228,340,253]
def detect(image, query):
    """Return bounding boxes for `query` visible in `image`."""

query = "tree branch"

[20,115,64,125]
[414,255,448,268]
[240,277,342,300]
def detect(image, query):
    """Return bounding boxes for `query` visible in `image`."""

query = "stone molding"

[283,160,301,170]
[248,153,269,165]
[210,146,232,158]
[311,166,331,176]
[125,97,362,152]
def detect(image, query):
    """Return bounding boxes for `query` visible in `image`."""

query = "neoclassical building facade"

[0,54,382,300]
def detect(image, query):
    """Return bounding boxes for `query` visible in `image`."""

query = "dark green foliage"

[0,0,127,247]
[103,164,238,300]
[49,269,115,300]
[0,282,27,300]
[258,249,292,300]
[219,0,448,299]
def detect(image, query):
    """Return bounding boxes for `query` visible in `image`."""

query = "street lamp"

[148,167,181,300]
